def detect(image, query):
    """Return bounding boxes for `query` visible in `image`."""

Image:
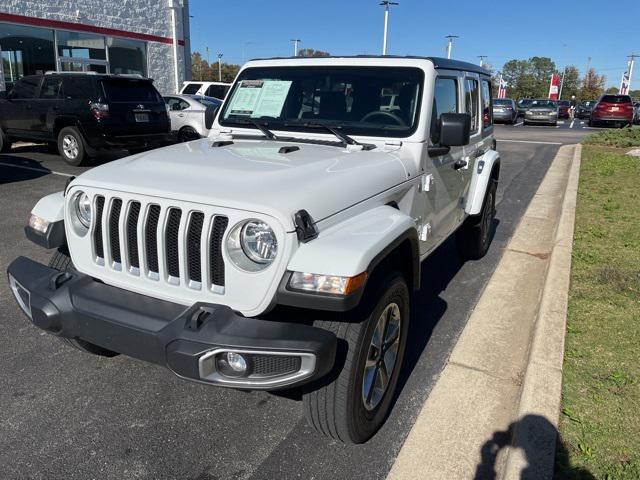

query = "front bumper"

[524,114,557,124]
[7,257,336,390]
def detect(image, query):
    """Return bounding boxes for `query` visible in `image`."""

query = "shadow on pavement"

[0,154,53,184]
[474,414,595,480]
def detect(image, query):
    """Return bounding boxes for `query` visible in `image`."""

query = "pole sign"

[620,70,630,95]
[548,74,560,100]
[498,76,508,99]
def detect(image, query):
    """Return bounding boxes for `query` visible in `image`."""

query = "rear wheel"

[457,178,497,260]
[178,126,201,143]
[0,128,12,153]
[57,127,88,166]
[48,247,119,357]
[303,272,410,443]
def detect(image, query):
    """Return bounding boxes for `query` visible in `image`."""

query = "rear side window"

[464,78,480,133]
[431,77,458,144]
[40,77,62,99]
[481,79,492,129]
[181,83,201,94]
[601,95,631,104]
[101,80,161,102]
[62,78,98,100]
[204,85,230,99]
[10,77,40,99]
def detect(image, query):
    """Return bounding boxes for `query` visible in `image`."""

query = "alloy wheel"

[62,135,79,160]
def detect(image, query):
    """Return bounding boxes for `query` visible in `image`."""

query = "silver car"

[523,99,558,126]
[492,98,518,124]
[163,94,222,142]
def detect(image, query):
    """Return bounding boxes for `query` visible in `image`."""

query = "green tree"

[529,56,556,97]
[298,48,331,57]
[580,68,606,100]
[605,86,618,94]
[191,52,239,83]
[559,66,580,99]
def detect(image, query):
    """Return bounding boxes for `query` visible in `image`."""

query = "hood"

[75,138,408,231]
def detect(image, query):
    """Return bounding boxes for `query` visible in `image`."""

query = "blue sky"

[188,0,639,89]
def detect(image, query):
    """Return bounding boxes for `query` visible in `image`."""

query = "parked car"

[8,56,500,444]
[575,100,596,119]
[0,73,170,165]
[164,94,222,142]
[516,98,533,117]
[523,99,558,126]
[180,81,232,100]
[589,94,634,127]
[633,102,640,124]
[557,100,571,119]
[492,98,518,124]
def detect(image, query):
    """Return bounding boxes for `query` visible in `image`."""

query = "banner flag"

[548,74,560,100]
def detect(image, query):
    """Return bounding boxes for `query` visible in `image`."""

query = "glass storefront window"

[107,37,146,76]
[1,23,55,89]
[56,31,106,60]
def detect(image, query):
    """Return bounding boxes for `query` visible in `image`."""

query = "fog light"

[216,351,249,377]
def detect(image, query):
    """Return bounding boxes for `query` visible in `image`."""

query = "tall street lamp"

[380,1,399,56]
[445,35,459,59]
[290,39,301,57]
[217,53,223,82]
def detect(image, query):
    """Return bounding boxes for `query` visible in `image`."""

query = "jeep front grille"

[92,195,229,289]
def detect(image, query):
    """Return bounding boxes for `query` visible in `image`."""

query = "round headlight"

[240,220,277,264]
[74,192,92,228]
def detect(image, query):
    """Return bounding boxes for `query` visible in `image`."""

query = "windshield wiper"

[229,117,278,140]
[284,121,375,150]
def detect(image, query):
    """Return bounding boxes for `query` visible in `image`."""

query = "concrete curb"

[387,144,580,480]
[501,144,582,479]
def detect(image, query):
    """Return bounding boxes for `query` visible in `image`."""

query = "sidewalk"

[387,144,581,480]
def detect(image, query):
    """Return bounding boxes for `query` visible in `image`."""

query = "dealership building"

[0,0,191,94]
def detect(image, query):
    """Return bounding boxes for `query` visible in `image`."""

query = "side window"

[179,99,191,110]
[40,77,62,99]
[430,77,458,144]
[62,78,97,100]
[181,83,201,94]
[481,79,492,129]
[464,78,480,134]
[9,77,40,99]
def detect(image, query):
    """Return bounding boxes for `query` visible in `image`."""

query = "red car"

[589,94,634,127]
[558,100,571,119]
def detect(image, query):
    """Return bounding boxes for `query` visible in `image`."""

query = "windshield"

[601,95,631,104]
[530,100,557,108]
[558,101,570,106]
[580,101,594,107]
[518,99,532,106]
[492,99,511,105]
[190,95,221,108]
[219,66,424,138]
[101,80,161,103]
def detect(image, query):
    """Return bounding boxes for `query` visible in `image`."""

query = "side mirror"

[204,105,220,130]
[439,113,471,147]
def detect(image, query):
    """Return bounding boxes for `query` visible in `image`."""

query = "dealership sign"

[548,74,560,100]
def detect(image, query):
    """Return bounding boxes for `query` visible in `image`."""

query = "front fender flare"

[465,149,500,216]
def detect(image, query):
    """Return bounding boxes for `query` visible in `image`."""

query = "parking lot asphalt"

[0,124,594,480]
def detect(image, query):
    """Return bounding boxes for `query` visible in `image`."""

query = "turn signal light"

[289,271,368,295]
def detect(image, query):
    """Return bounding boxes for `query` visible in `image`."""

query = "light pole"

[445,35,459,59]
[380,1,399,56]
[217,53,223,82]
[290,39,301,57]
[477,55,487,67]
[558,65,568,100]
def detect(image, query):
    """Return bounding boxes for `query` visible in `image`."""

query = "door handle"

[178,113,185,117]
[453,159,468,170]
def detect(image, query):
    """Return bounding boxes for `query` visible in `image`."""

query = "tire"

[178,126,201,143]
[48,247,119,357]
[0,128,12,153]
[457,178,497,260]
[303,272,410,444]
[57,126,88,166]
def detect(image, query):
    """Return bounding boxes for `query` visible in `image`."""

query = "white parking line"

[514,121,524,127]
[496,139,563,145]
[0,162,73,177]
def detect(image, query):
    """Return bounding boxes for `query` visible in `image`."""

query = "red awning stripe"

[0,11,184,46]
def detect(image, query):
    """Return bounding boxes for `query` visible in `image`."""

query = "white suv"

[8,56,500,444]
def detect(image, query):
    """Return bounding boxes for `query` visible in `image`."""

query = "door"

[420,72,467,254]
[4,76,41,134]
[33,75,63,138]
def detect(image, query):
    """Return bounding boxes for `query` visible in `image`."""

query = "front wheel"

[303,272,410,443]
[48,248,119,357]
[178,126,201,143]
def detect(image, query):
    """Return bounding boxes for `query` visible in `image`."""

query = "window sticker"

[227,80,292,118]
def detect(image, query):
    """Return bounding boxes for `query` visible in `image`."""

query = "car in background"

[557,100,571,119]
[575,101,596,119]
[0,72,170,165]
[589,94,634,127]
[492,98,518,124]
[633,102,640,124]
[516,98,533,117]
[523,99,558,126]
[180,81,232,100]
[164,94,221,142]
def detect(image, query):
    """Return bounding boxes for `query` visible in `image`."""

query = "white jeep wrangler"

[8,56,499,444]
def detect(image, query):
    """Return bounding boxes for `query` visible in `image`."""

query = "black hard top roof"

[248,55,492,76]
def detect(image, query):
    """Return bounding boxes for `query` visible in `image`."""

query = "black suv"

[0,73,170,165]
